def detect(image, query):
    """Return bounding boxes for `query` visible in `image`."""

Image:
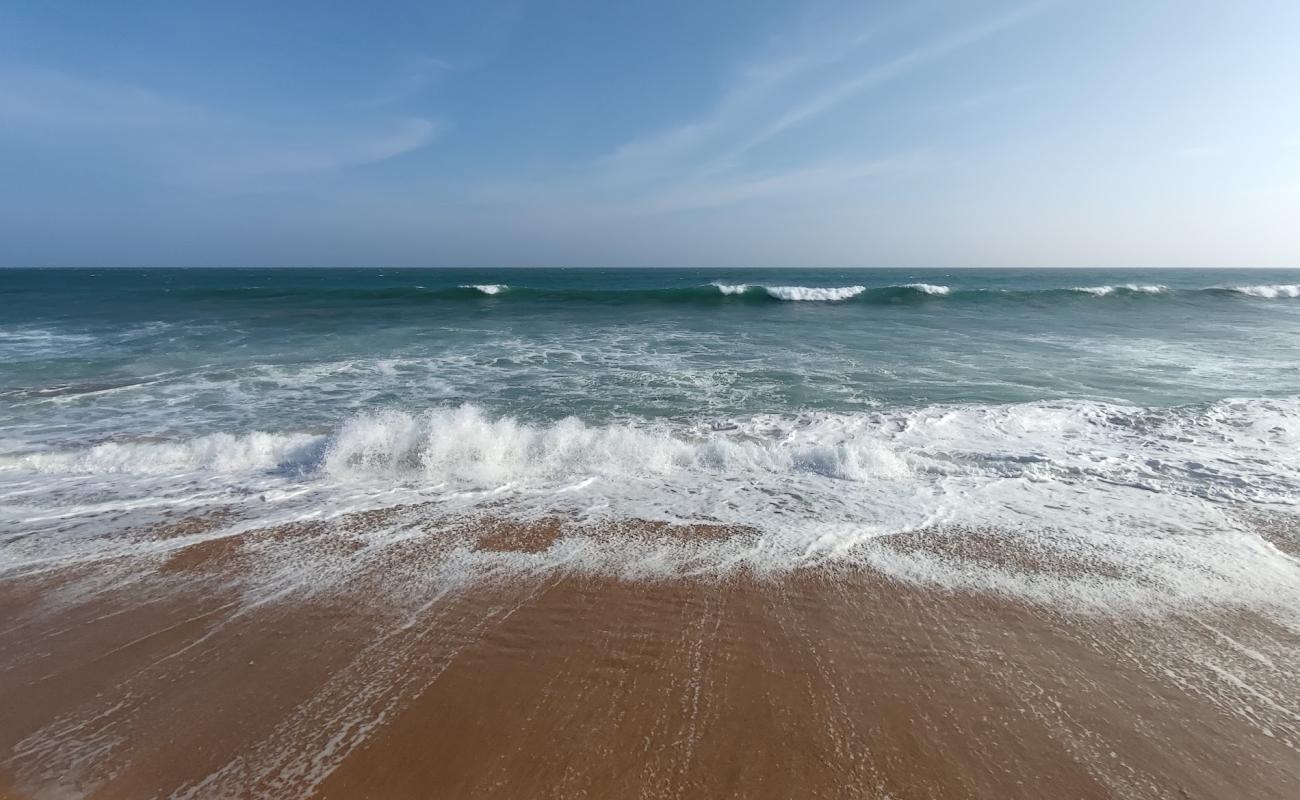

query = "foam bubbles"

[320,405,911,488]
[5,400,1300,614]
[1072,284,1168,296]
[3,431,321,476]
[1227,284,1300,299]
[764,285,867,301]
[899,283,951,295]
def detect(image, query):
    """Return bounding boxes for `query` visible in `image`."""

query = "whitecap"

[764,285,866,302]
[899,283,951,295]
[6,400,1300,614]
[1072,284,1167,296]
[1226,284,1300,299]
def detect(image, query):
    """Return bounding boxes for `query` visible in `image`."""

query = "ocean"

[2,267,1299,797]
[3,268,1299,597]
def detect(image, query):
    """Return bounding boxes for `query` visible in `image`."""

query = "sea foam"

[1227,284,1300,299]
[1072,284,1168,296]
[764,285,867,301]
[12,401,1297,504]
[898,283,951,295]
[4,400,1300,614]
[5,431,321,476]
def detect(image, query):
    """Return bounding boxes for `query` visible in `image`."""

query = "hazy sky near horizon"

[1,0,1297,268]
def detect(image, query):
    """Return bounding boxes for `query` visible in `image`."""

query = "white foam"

[1227,284,1300,299]
[0,327,100,358]
[899,283,951,295]
[709,282,750,295]
[1072,284,1168,296]
[462,284,507,295]
[321,405,911,487]
[764,285,866,301]
[5,400,1300,615]
[8,400,1300,510]
[2,431,321,476]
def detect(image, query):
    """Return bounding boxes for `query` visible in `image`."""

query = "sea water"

[2,267,1299,611]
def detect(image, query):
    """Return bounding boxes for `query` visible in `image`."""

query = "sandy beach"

[6,0,1300,794]
[2,511,1297,799]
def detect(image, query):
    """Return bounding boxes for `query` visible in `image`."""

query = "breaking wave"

[1225,284,1300,299]
[707,283,950,301]
[167,282,1300,307]
[709,282,750,296]
[763,285,867,301]
[5,400,1300,612]
[1071,284,1168,296]
[898,283,951,295]
[6,431,322,476]
[9,399,1297,504]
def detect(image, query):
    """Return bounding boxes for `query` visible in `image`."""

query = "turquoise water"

[2,268,1298,435]
[3,267,1299,610]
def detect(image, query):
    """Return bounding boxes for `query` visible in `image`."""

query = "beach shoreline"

[3,513,1297,799]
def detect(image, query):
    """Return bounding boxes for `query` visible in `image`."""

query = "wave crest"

[8,401,1300,610]
[11,401,1297,509]
[1226,284,1300,299]
[764,285,867,302]
[322,406,909,485]
[1072,284,1167,296]
[899,283,950,295]
[157,281,1300,307]
[5,432,320,476]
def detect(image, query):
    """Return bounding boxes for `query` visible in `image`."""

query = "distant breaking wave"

[711,282,873,301]
[763,285,867,301]
[175,282,1300,306]
[1071,284,1168,296]
[1224,284,1300,299]
[710,283,944,301]
[898,283,951,296]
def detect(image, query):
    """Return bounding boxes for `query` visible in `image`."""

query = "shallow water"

[3,267,1299,611]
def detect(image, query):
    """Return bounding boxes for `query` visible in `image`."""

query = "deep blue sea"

[3,267,1299,610]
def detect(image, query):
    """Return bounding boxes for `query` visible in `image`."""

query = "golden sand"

[2,513,1297,799]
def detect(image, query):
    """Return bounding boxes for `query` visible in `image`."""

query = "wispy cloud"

[0,67,439,186]
[715,3,1052,167]
[634,155,921,214]
[599,3,1050,180]
[358,54,457,108]
[0,68,213,127]
[203,118,439,180]
[599,29,881,172]
[536,3,1048,218]
[933,82,1038,115]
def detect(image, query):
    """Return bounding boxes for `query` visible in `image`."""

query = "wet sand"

[2,513,1298,799]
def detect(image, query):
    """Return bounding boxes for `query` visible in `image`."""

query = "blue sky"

[1,0,1297,267]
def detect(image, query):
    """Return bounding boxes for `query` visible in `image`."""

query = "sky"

[0,0,1297,268]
